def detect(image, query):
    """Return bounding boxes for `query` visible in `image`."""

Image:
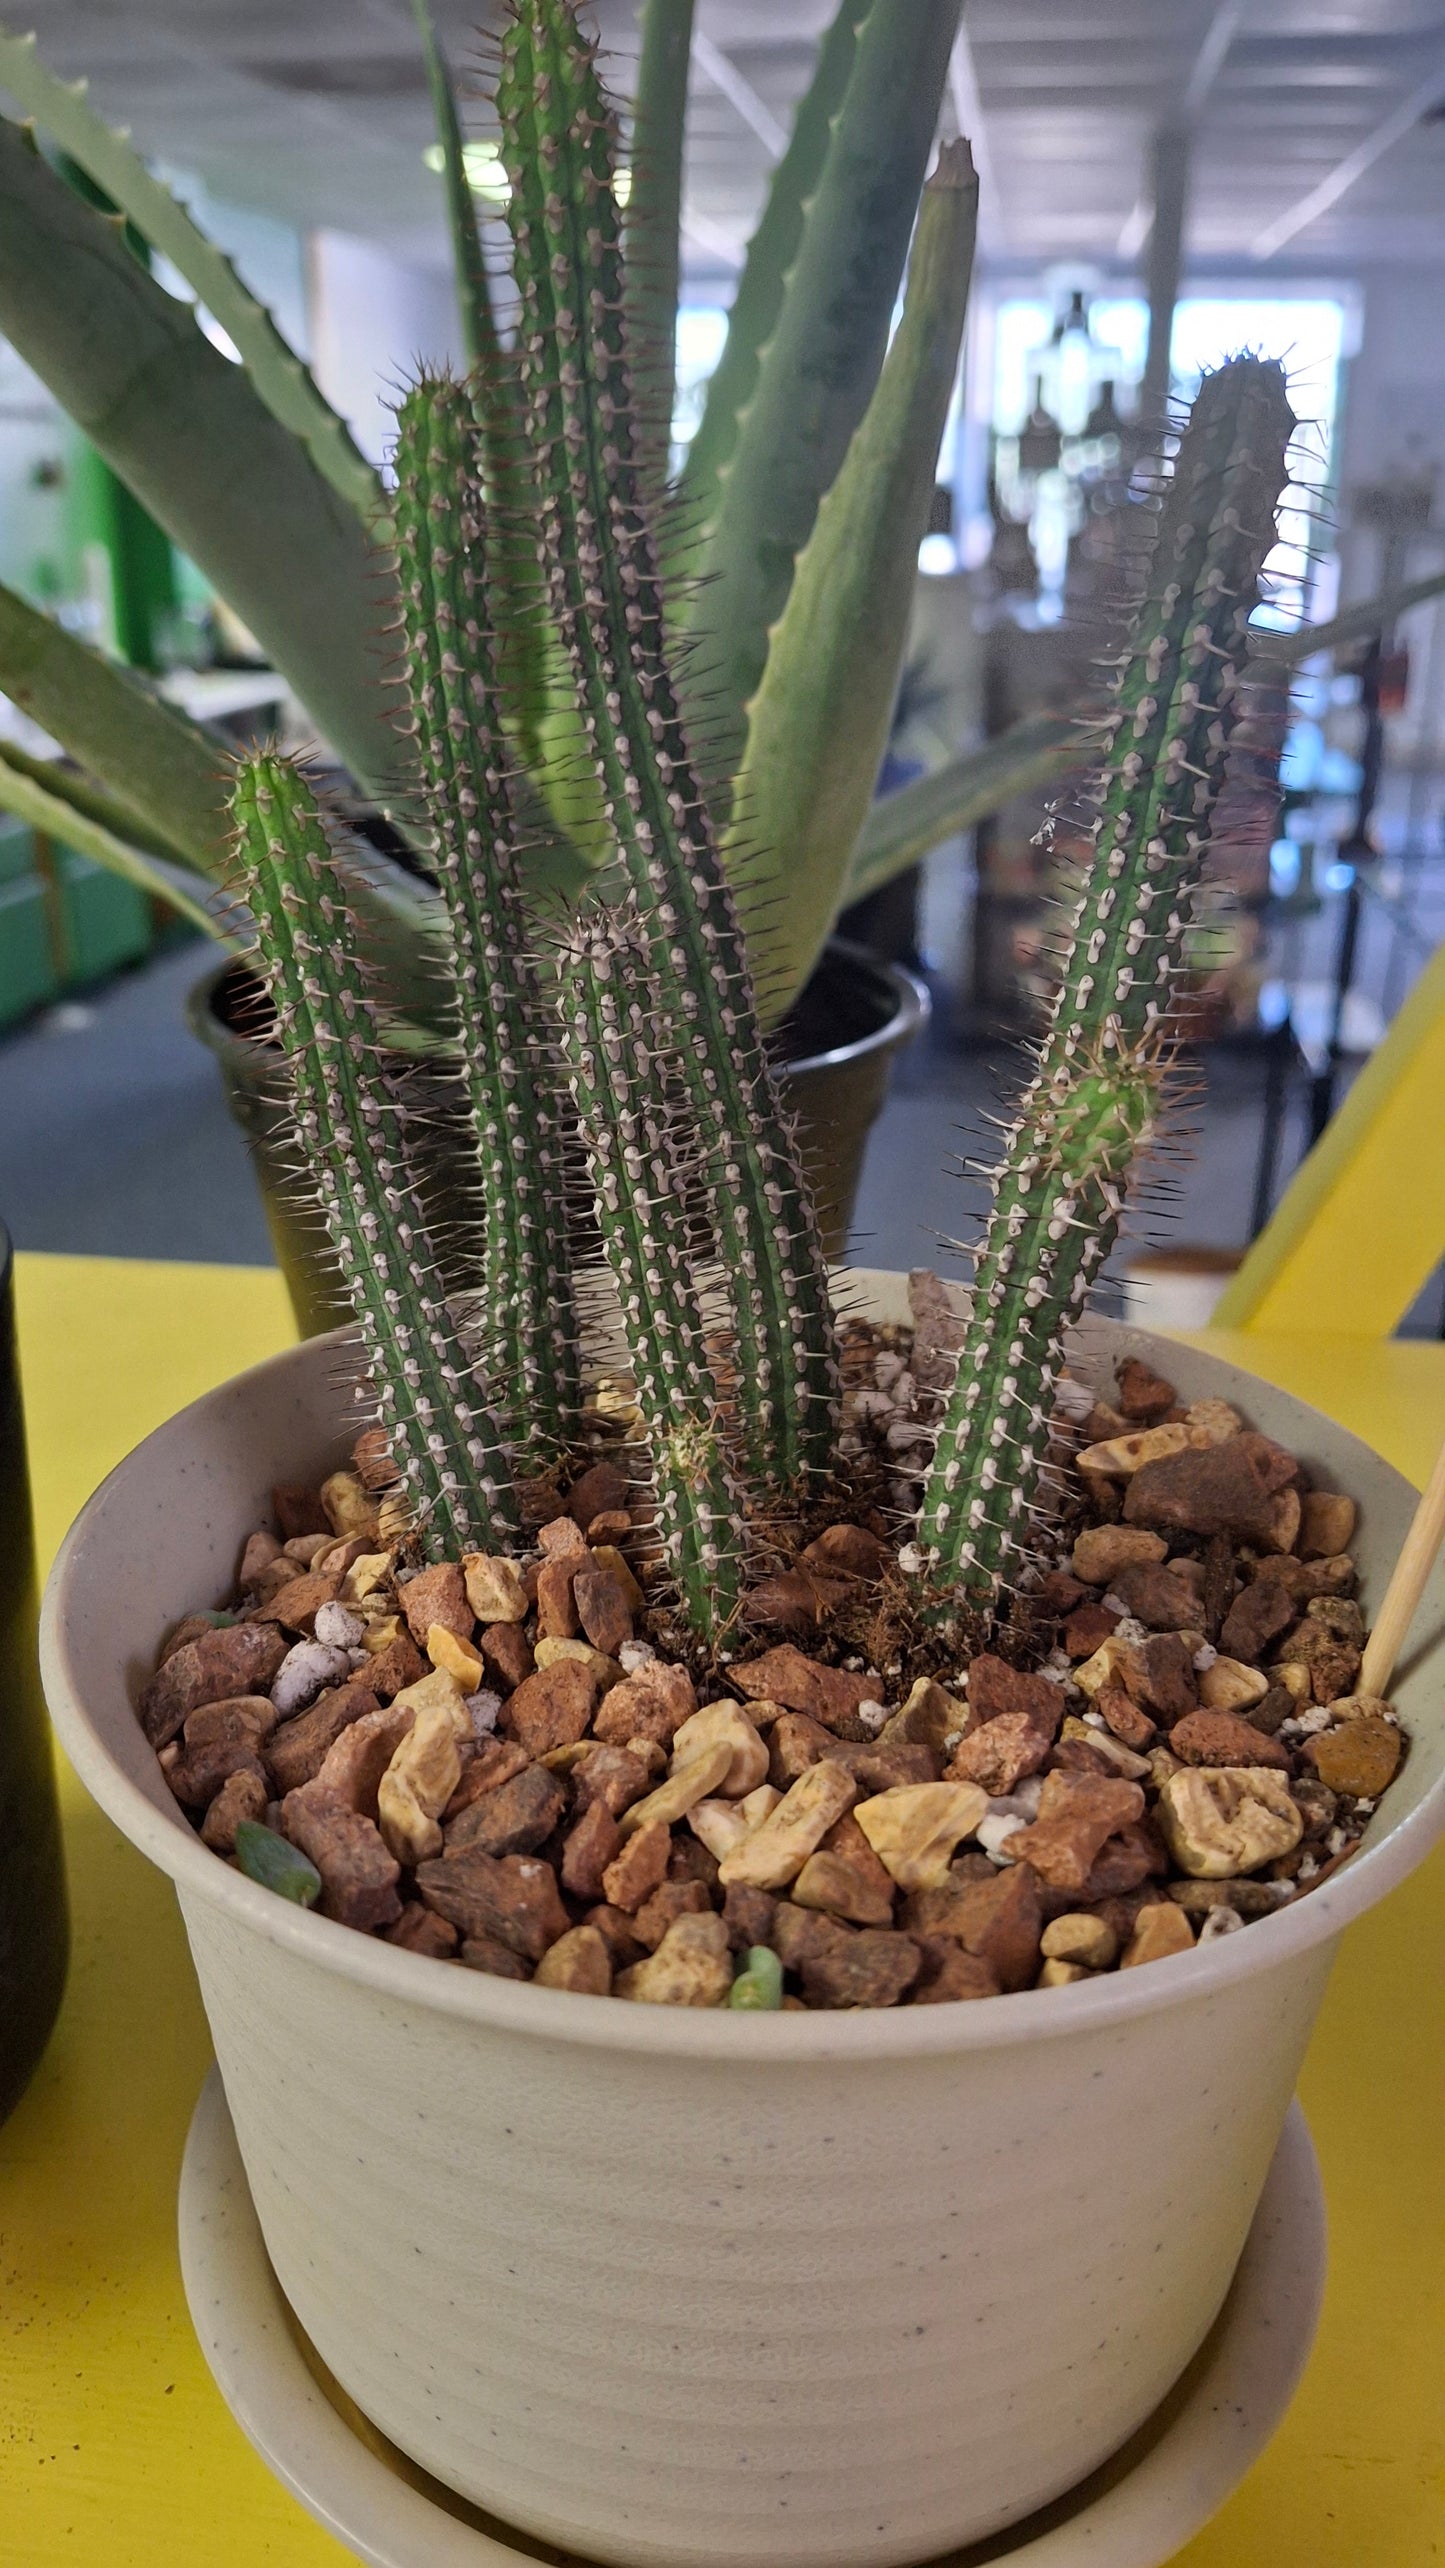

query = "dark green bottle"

[0,1218,68,2125]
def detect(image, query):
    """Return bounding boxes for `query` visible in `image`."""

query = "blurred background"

[2,0,1443,1330]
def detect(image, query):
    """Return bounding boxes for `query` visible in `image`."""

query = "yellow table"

[3,1254,1442,2566]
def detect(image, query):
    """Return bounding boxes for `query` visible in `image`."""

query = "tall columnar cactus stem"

[391,374,580,1467]
[497,0,840,1496]
[556,907,745,1639]
[232,752,520,1558]
[921,358,1296,1606]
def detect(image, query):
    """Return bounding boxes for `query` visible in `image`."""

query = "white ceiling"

[5,0,1445,279]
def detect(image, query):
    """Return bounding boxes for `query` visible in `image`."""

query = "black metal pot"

[0,1217,68,2126]
[188,939,928,1339]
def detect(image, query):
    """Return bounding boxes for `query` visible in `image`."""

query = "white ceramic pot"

[41,1280,1445,2568]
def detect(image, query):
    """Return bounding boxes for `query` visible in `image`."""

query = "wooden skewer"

[1359,1428,1445,1700]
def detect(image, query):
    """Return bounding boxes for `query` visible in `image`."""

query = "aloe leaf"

[729,144,977,1021]
[682,0,962,776]
[0,738,225,939]
[410,0,496,377]
[675,0,868,549]
[842,712,1082,906]
[0,27,380,524]
[0,120,401,806]
[625,0,695,467]
[0,732,184,864]
[0,569,231,865]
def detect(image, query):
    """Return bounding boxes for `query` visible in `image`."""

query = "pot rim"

[187,941,931,1082]
[41,1320,1445,2067]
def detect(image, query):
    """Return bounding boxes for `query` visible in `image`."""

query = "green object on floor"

[0,873,58,1024]
[56,849,151,983]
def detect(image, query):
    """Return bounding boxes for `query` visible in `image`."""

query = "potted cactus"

[39,8,1445,2558]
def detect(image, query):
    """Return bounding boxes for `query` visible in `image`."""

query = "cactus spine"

[233,752,520,1558]
[921,357,1296,1606]
[391,375,580,1466]
[557,906,745,1638]
[497,0,841,1495]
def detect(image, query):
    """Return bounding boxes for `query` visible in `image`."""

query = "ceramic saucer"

[179,2067,1325,2568]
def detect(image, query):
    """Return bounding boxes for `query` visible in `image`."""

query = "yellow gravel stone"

[1122,1904,1196,1968]
[461,1553,528,1624]
[1198,1655,1269,1712]
[427,1624,484,1691]
[717,1761,857,1890]
[1041,1911,1119,1969]
[853,1781,990,1891]
[1157,1766,1303,1878]
[670,1701,768,1797]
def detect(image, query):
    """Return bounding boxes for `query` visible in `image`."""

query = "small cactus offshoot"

[233,752,520,1560]
[919,357,1296,1606]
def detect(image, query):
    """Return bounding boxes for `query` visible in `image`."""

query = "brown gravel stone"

[573,1566,633,1656]
[1171,1708,1292,1771]
[1220,1576,1297,1663]
[1075,1818,1168,1899]
[798,1522,892,1581]
[385,1904,459,1959]
[901,1863,1042,1992]
[566,1461,631,1530]
[1095,1683,1156,1749]
[581,1904,647,1968]
[200,1764,269,1851]
[767,1710,835,1785]
[1109,1563,1203,1632]
[1071,1524,1169,1586]
[1002,1772,1145,1892]
[668,1831,720,1891]
[1304,1716,1401,1799]
[829,1739,942,1793]
[167,1695,276,1807]
[1165,1875,1287,1919]
[1037,1569,1087,1617]
[949,1700,1062,1795]
[593,1660,696,1748]
[1299,1491,1357,1560]
[400,1563,472,1648]
[1116,1358,1178,1422]
[446,1763,565,1858]
[535,1559,579,1641]
[722,1882,777,1951]
[458,1935,532,1981]
[730,1645,878,1731]
[792,1812,895,1926]
[273,1483,331,1540]
[571,1742,652,1818]
[908,1266,969,1386]
[1125,1633,1198,1723]
[909,1941,1001,2003]
[160,1612,232,1664]
[239,1529,283,1585]
[561,1798,622,1900]
[417,1850,568,1960]
[742,1573,823,1633]
[535,1925,613,1994]
[255,1572,341,1635]
[443,1739,530,1819]
[475,1623,531,1694]
[282,1786,402,1931]
[363,1632,429,1700]
[1062,1602,1120,1660]
[633,1879,713,1951]
[266,1675,382,1795]
[501,1659,601,1758]
[139,1621,291,1749]
[308,1702,416,1817]
[602,1817,672,1913]
[965,1655,1062,1726]
[1124,1432,1297,1544]
[770,1900,850,1971]
[799,1929,920,2010]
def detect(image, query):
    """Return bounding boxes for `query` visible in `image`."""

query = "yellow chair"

[1212,935,1445,1336]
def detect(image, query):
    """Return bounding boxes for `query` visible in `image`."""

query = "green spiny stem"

[391,374,581,1468]
[498,0,840,1495]
[556,906,745,1640]
[232,751,520,1559]
[921,358,1296,1606]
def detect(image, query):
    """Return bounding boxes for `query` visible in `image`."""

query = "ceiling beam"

[1253,48,1445,260]
[1118,0,1247,258]
[689,29,788,161]
[680,200,745,272]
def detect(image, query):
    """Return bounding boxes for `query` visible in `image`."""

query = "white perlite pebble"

[1111,1615,1152,1649]
[617,1640,655,1673]
[977,1810,1027,1864]
[856,1699,889,1738]
[1041,1651,1073,1685]
[1101,1590,1130,1618]
[1281,1705,1333,1739]
[464,1690,502,1738]
[1198,1905,1243,1941]
[1193,1642,1218,1672]
[1053,1374,1094,1424]
[874,1351,905,1392]
[271,1639,350,1717]
[896,1542,925,1576]
[313,1600,365,1650]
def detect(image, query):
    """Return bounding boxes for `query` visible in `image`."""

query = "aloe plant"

[919,357,1297,1604]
